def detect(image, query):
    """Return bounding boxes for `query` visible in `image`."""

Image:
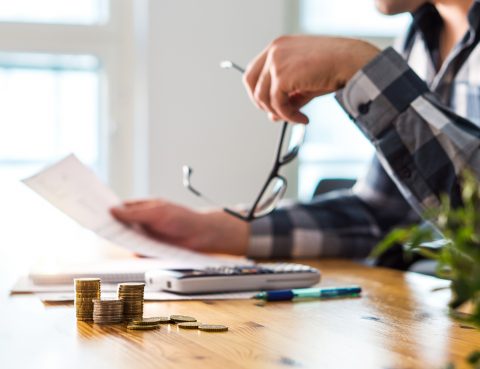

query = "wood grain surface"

[1,183,479,369]
[1,259,479,369]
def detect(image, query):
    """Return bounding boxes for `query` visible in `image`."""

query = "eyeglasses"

[183,61,306,222]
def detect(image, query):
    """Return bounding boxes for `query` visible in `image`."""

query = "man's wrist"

[338,40,380,87]
[202,210,250,256]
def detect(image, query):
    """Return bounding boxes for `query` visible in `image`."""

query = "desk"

[1,183,479,369]
[1,259,479,369]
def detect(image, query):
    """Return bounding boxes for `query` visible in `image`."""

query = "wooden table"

[1,183,479,369]
[1,259,479,369]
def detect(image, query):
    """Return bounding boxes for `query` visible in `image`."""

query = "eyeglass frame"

[182,61,305,222]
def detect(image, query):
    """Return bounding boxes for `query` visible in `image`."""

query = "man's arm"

[247,44,480,259]
[336,47,480,214]
[248,156,419,258]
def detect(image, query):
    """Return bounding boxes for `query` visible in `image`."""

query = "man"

[112,0,480,261]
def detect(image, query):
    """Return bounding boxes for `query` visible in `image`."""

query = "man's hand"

[110,199,250,256]
[244,35,379,123]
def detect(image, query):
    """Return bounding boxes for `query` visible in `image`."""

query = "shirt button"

[358,101,371,115]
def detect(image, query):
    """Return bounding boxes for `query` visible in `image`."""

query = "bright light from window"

[299,94,374,199]
[0,0,107,25]
[0,53,101,181]
[297,0,411,200]
[300,0,410,37]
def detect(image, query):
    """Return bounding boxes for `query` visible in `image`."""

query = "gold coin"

[127,323,160,330]
[75,278,101,281]
[178,322,201,329]
[170,315,196,323]
[198,324,228,332]
[118,282,145,286]
[131,317,170,325]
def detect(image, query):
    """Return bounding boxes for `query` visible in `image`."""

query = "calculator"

[145,263,321,294]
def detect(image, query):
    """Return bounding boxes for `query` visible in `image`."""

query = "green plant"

[372,171,480,325]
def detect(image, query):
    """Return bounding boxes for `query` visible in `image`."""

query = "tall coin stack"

[93,298,124,324]
[75,278,101,322]
[117,283,145,322]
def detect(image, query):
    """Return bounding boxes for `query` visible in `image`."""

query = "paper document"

[23,155,244,267]
[12,277,256,302]
[38,291,256,302]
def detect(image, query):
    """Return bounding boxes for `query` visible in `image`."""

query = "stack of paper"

[14,155,253,301]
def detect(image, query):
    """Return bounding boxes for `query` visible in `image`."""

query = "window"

[0,1,145,197]
[297,0,411,200]
[300,0,410,37]
[0,53,100,181]
[0,1,108,184]
[0,0,107,25]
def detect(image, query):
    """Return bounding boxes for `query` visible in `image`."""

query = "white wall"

[146,0,293,207]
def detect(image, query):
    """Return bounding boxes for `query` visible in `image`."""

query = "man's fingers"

[254,66,277,116]
[271,83,309,124]
[123,199,158,208]
[268,112,281,121]
[110,204,161,224]
[243,47,269,108]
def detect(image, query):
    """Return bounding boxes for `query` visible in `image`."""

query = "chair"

[312,178,356,197]
[311,177,437,275]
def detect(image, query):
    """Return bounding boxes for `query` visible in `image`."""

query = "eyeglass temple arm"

[183,165,252,220]
[220,61,245,74]
[186,62,288,221]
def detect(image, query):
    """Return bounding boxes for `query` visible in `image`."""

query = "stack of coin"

[93,298,124,324]
[75,278,101,322]
[117,283,145,321]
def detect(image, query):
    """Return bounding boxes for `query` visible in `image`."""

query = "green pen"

[253,285,362,301]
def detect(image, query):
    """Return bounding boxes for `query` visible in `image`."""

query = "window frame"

[0,0,150,197]
[293,1,406,200]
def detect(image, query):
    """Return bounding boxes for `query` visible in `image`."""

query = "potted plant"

[372,171,480,325]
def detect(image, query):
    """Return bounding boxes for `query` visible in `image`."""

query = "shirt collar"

[412,1,480,39]
[407,1,480,70]
[467,0,480,36]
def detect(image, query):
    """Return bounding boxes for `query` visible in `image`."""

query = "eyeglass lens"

[279,123,306,165]
[253,176,287,218]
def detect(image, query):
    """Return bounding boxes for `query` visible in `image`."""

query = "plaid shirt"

[248,2,480,259]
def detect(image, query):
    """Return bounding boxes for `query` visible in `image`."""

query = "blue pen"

[253,285,362,301]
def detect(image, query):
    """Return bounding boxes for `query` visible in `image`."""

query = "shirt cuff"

[335,47,429,142]
[247,215,274,258]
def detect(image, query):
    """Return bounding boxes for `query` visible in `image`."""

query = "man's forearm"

[336,47,480,213]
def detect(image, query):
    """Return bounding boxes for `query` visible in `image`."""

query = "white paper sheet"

[22,155,244,267]
[11,277,256,302]
[38,291,256,302]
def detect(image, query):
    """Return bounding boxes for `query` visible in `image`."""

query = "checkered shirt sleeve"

[247,47,480,259]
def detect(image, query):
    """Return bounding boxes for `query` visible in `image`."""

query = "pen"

[253,285,362,301]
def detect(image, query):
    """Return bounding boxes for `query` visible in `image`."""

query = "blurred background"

[0,0,410,206]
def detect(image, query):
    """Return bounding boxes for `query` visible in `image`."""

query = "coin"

[127,323,161,330]
[198,324,228,332]
[93,299,124,324]
[170,315,197,323]
[117,283,145,321]
[75,279,101,322]
[131,317,171,325]
[178,322,201,329]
